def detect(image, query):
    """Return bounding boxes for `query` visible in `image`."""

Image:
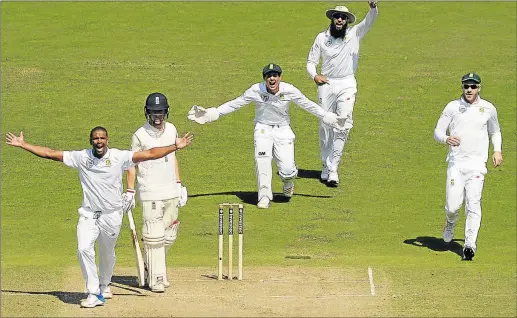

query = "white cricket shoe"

[151,282,165,293]
[163,279,170,288]
[283,180,294,198]
[100,285,112,299]
[442,219,455,243]
[321,165,329,181]
[80,294,105,308]
[257,197,271,209]
[327,171,339,187]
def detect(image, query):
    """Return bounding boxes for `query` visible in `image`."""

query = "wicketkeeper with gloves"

[123,92,188,292]
[188,63,348,209]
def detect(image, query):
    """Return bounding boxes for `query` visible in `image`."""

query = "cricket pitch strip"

[5,266,391,317]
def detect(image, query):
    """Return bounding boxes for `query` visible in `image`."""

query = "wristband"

[127,189,135,193]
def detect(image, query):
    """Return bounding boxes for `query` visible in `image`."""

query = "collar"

[90,147,110,160]
[259,82,282,96]
[144,122,166,137]
[460,95,481,106]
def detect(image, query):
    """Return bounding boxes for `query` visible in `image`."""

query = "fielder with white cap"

[307,1,379,187]
[188,63,348,209]
[434,73,503,261]
[123,92,188,292]
[4,127,193,308]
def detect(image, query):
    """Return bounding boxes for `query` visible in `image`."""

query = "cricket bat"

[127,209,145,287]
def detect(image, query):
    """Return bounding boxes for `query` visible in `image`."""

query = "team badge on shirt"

[479,107,485,113]
[261,94,269,102]
[325,38,333,47]
[459,105,466,113]
[105,159,111,167]
[279,94,285,101]
[450,179,455,186]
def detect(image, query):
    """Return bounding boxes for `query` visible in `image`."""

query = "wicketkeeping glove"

[122,189,136,212]
[187,105,220,124]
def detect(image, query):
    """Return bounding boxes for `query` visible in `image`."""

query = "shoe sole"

[326,180,339,187]
[462,248,475,261]
[80,302,104,308]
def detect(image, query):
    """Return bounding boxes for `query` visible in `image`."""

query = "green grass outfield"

[1,2,516,317]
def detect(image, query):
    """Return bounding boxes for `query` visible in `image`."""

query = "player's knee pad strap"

[143,219,165,247]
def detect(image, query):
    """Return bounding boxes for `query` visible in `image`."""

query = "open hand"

[176,132,194,149]
[5,132,25,147]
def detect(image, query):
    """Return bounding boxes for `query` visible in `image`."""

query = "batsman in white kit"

[433,73,503,261]
[123,92,188,292]
[5,127,193,308]
[307,1,378,186]
[188,63,348,209]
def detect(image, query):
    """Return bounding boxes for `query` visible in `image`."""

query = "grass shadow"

[403,236,464,257]
[190,190,331,205]
[297,169,321,180]
[2,276,148,305]
[1,289,85,305]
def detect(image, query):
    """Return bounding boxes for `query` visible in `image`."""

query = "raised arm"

[188,88,255,124]
[5,131,64,162]
[291,87,326,118]
[355,1,379,40]
[132,132,194,163]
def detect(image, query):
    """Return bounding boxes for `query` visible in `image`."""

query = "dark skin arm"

[5,132,64,161]
[132,132,194,163]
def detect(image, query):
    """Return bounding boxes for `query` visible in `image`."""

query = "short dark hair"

[89,126,108,140]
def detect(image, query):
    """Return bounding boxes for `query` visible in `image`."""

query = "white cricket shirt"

[216,82,326,126]
[307,7,378,80]
[63,148,134,213]
[131,122,179,201]
[434,96,502,164]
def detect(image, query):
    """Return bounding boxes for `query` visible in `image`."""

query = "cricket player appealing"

[5,127,193,308]
[122,92,188,292]
[307,1,378,187]
[433,73,503,261]
[188,63,348,209]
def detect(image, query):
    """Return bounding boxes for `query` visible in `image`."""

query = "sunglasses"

[332,13,347,20]
[463,84,479,89]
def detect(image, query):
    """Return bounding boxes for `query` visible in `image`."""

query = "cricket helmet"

[144,92,169,124]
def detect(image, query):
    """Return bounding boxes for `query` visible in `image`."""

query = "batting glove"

[175,181,188,207]
[122,189,136,212]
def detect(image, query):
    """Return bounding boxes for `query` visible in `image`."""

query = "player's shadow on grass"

[2,276,146,305]
[190,191,331,205]
[297,169,321,180]
[1,289,85,305]
[297,169,331,186]
[403,236,464,257]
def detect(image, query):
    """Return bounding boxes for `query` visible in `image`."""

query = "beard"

[329,22,347,39]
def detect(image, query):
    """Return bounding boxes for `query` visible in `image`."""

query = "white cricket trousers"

[444,161,487,250]
[77,208,123,295]
[254,122,298,201]
[317,76,357,172]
